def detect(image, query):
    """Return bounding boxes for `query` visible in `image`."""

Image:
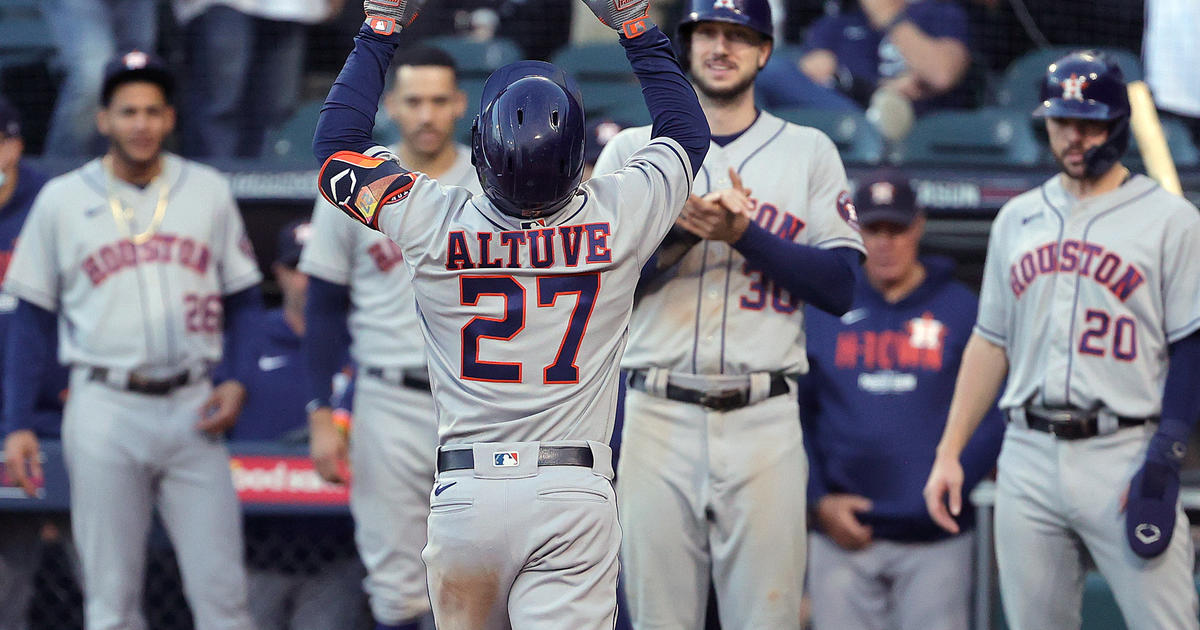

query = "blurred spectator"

[0,94,72,630]
[230,220,365,630]
[42,0,158,157]
[758,0,970,119]
[1143,0,1200,144]
[799,174,1004,630]
[173,0,338,158]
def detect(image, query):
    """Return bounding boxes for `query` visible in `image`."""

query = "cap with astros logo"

[853,173,918,228]
[275,220,313,268]
[101,49,176,105]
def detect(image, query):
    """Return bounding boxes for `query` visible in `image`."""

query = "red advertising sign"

[229,456,349,505]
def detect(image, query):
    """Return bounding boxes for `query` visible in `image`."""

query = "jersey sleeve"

[591,135,694,264]
[214,186,263,295]
[801,132,865,254]
[973,211,1012,346]
[3,187,61,311]
[298,200,358,285]
[1162,205,1200,342]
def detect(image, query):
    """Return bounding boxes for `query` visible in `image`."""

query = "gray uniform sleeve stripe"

[816,236,867,250]
[647,139,692,198]
[222,269,262,296]
[4,279,58,312]
[300,259,353,286]
[1167,316,1200,343]
[974,323,1006,345]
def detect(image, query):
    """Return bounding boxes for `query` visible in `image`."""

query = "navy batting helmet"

[677,0,773,65]
[1032,50,1131,177]
[471,61,585,220]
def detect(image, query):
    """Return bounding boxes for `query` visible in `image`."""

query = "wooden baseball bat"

[1127,80,1183,196]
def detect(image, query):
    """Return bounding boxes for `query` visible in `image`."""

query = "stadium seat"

[424,36,522,80]
[550,42,635,81]
[996,47,1143,110]
[892,108,1041,167]
[0,1,56,72]
[262,100,325,166]
[1128,116,1200,168]
[770,107,885,165]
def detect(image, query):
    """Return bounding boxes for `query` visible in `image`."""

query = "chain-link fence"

[22,514,370,630]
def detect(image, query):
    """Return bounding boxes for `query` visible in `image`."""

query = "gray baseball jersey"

[976,174,1200,415]
[593,112,863,630]
[298,144,480,625]
[368,138,692,446]
[5,155,262,371]
[4,154,260,630]
[977,173,1200,630]
[595,112,865,375]
[299,144,479,369]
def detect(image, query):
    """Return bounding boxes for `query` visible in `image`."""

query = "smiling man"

[592,0,864,627]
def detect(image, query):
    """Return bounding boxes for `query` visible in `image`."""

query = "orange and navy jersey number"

[459,272,601,384]
[317,151,415,230]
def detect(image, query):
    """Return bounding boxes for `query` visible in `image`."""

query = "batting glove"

[363,0,422,40]
[580,0,653,39]
[1125,429,1186,558]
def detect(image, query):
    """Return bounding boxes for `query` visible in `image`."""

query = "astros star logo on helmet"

[1060,74,1089,102]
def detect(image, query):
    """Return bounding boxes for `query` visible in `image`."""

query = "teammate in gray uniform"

[1,51,262,630]
[311,0,708,626]
[593,0,863,627]
[301,45,480,630]
[924,51,1200,630]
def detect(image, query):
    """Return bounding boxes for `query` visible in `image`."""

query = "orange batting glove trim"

[622,16,650,38]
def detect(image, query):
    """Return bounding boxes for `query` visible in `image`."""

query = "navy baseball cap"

[853,174,918,228]
[276,220,312,267]
[101,49,175,105]
[0,96,21,138]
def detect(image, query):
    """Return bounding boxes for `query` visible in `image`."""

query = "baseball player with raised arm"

[301,45,481,630]
[924,51,1200,630]
[310,0,708,626]
[592,0,863,627]
[0,52,262,630]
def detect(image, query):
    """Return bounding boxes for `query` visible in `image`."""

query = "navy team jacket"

[800,256,1005,542]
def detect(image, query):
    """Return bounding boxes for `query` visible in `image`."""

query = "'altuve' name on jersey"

[444,223,612,270]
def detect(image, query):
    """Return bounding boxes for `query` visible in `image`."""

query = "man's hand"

[816,494,874,550]
[310,408,350,484]
[364,0,423,36]
[923,453,965,534]
[580,0,651,37]
[3,430,42,497]
[196,380,247,435]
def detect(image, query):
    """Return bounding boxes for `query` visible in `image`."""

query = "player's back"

[375,138,692,446]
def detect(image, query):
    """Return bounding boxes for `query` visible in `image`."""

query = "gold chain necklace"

[104,156,169,245]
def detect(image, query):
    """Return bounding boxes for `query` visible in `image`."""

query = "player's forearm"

[215,286,265,385]
[619,25,709,173]
[1152,330,1200,458]
[2,300,56,436]
[731,222,858,316]
[303,277,352,408]
[936,333,1008,459]
[312,22,401,162]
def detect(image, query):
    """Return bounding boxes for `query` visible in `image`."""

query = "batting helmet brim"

[1032,98,1123,121]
